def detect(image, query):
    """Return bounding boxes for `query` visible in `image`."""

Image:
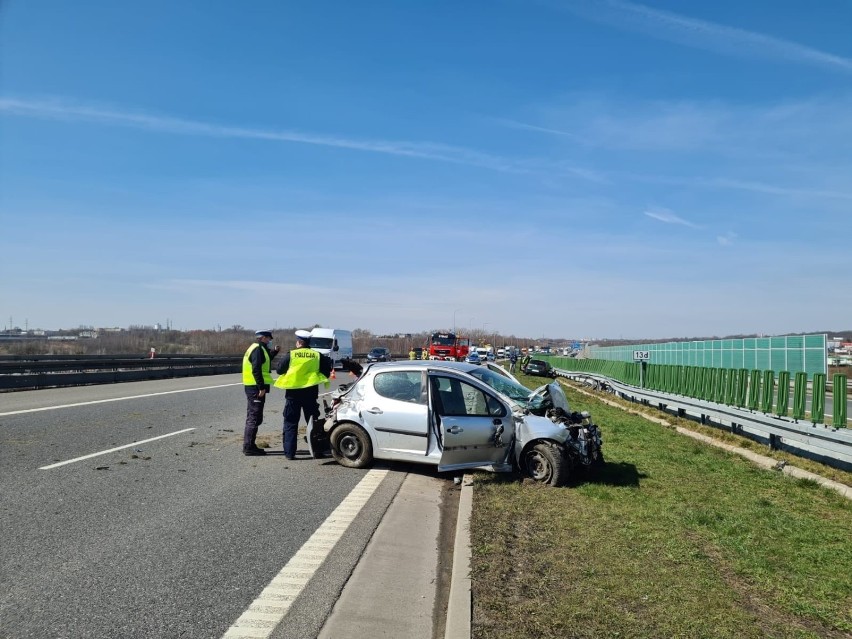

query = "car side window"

[431,376,505,417]
[373,371,423,403]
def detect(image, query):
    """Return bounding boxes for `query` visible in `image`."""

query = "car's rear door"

[429,372,513,471]
[360,369,429,455]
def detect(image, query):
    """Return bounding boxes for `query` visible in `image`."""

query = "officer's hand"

[272,345,281,354]
[258,389,266,398]
[341,358,363,377]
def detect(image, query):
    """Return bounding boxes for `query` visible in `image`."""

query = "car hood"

[529,381,570,412]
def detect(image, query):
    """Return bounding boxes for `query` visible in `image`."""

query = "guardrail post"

[793,372,807,421]
[811,373,826,424]
[833,374,847,428]
[769,433,780,450]
[777,371,790,417]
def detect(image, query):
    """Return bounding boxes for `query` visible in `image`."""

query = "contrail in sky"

[550,0,852,73]
[0,96,520,172]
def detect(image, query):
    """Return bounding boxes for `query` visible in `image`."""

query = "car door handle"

[446,425,463,434]
[366,407,384,414]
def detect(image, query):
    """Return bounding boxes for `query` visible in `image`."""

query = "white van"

[309,328,353,369]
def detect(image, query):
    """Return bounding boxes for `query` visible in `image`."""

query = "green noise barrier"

[545,357,838,427]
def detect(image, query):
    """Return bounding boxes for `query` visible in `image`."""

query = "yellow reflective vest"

[242,343,272,386]
[274,348,329,389]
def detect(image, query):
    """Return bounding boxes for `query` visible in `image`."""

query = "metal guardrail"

[0,352,380,391]
[0,356,242,391]
[557,369,852,472]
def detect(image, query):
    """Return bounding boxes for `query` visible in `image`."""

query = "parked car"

[523,358,556,378]
[366,347,392,363]
[464,351,482,365]
[308,361,604,486]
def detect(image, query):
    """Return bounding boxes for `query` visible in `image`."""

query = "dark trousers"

[283,386,320,458]
[243,386,266,450]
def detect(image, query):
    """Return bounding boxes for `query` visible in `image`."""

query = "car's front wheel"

[523,442,570,486]
[330,423,374,469]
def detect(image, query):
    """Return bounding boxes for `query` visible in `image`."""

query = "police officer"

[409,348,416,360]
[274,329,333,460]
[242,330,280,456]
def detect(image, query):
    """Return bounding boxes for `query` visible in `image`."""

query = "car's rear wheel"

[523,442,570,486]
[330,423,373,469]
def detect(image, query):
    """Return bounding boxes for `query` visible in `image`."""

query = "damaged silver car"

[308,361,603,486]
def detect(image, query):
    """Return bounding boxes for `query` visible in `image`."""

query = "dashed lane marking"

[39,428,195,469]
[221,469,389,639]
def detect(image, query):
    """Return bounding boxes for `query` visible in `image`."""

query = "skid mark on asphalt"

[221,469,389,638]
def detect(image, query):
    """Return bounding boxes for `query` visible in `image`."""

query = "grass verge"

[470,374,852,639]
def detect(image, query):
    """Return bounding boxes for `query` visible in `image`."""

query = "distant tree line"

[0,326,544,357]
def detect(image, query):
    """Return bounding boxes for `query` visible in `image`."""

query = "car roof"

[364,360,479,374]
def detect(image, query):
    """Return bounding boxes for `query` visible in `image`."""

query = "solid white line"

[39,428,196,470]
[221,469,389,639]
[0,383,242,417]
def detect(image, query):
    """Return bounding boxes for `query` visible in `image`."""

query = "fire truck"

[427,332,471,361]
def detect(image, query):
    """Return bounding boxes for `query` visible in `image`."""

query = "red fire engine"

[427,332,471,361]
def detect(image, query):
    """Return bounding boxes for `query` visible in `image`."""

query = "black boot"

[243,444,267,456]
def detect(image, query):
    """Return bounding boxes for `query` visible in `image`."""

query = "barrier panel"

[793,372,807,420]
[812,373,826,424]
[736,369,748,408]
[835,375,848,427]
[748,369,761,411]
[777,371,790,417]
[761,369,774,414]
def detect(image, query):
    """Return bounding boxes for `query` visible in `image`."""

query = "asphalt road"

[0,374,415,639]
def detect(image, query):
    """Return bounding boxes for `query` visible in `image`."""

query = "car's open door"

[430,373,513,472]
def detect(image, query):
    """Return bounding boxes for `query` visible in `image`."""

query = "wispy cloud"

[717,232,737,246]
[0,96,523,173]
[644,207,701,229]
[549,0,852,73]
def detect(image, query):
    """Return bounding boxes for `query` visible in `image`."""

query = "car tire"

[523,442,570,487]
[330,423,373,469]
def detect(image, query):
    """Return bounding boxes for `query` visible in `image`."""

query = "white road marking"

[0,382,242,417]
[221,469,389,639]
[39,428,196,470]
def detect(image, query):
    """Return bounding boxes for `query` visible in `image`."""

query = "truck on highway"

[309,327,353,369]
[427,332,470,361]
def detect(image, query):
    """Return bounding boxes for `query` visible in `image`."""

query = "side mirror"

[333,344,339,352]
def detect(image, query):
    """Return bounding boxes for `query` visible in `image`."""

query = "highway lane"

[0,374,410,639]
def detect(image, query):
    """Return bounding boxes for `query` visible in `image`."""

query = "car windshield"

[370,348,386,355]
[310,337,334,349]
[467,366,532,405]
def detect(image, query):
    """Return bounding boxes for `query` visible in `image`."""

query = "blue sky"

[1,0,850,340]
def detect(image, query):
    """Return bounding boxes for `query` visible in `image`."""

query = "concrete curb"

[444,475,473,639]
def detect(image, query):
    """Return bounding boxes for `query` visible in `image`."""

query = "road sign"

[633,350,650,361]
